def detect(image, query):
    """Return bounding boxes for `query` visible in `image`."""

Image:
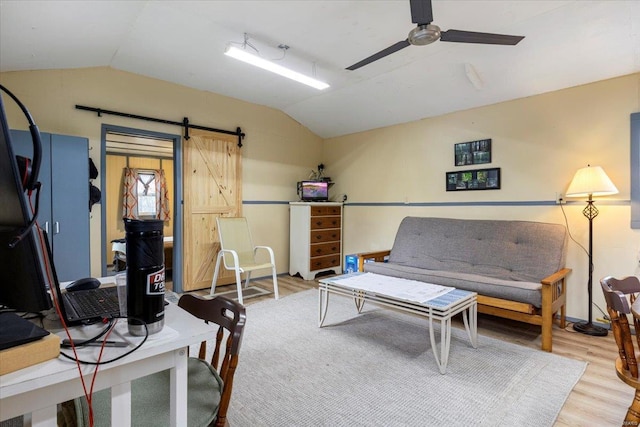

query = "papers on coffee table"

[331,273,454,304]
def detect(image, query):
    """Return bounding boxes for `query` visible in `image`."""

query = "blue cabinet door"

[10,130,90,281]
[50,133,90,281]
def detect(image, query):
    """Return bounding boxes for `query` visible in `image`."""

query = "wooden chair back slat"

[601,276,640,427]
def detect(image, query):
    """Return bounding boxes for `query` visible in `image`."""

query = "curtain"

[122,167,170,221]
[154,169,170,221]
[122,168,138,219]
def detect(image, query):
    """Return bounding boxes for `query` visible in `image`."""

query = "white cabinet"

[289,202,342,280]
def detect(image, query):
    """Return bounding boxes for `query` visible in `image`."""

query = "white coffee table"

[318,273,478,374]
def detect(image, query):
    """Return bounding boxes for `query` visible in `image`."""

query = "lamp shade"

[565,165,618,198]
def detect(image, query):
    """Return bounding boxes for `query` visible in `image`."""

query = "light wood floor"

[197,274,630,427]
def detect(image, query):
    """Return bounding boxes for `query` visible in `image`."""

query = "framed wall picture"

[454,138,492,166]
[446,167,501,191]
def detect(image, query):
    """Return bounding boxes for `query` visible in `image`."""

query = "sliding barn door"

[182,130,242,291]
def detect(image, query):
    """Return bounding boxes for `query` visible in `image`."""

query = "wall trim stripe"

[243,200,630,207]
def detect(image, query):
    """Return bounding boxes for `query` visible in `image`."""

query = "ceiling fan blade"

[346,39,411,70]
[440,29,524,45]
[410,0,433,25]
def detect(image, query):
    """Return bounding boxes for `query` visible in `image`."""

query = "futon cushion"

[74,357,223,427]
[364,262,543,307]
[388,217,567,283]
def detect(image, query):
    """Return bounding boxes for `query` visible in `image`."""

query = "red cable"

[87,321,117,426]
[29,195,100,427]
[83,319,116,426]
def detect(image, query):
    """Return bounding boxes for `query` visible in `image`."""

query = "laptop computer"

[59,286,121,324]
[44,232,121,325]
[0,312,50,350]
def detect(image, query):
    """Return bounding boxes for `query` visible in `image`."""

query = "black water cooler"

[124,219,165,335]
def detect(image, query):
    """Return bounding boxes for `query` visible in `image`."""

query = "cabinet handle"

[55,222,60,235]
[44,221,49,234]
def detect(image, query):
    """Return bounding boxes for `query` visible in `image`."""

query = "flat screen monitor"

[300,181,329,202]
[0,88,53,313]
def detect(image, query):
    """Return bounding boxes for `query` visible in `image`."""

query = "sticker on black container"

[146,268,166,295]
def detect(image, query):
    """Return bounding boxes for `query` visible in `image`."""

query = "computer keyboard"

[67,287,120,319]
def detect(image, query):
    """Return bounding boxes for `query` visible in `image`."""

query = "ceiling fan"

[346,0,524,71]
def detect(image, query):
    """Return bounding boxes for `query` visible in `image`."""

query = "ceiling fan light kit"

[408,24,441,46]
[224,45,330,91]
[346,0,525,71]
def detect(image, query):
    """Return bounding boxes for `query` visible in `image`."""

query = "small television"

[299,181,329,202]
[0,86,53,313]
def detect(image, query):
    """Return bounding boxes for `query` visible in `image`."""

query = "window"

[136,172,158,217]
[122,168,170,221]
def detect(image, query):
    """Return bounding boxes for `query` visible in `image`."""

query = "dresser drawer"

[310,241,341,257]
[310,216,341,230]
[311,205,341,216]
[310,229,341,243]
[309,254,341,270]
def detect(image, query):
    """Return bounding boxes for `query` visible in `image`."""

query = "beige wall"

[2,67,639,321]
[325,73,640,321]
[0,67,323,280]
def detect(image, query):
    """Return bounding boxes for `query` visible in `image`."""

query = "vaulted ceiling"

[1,1,639,138]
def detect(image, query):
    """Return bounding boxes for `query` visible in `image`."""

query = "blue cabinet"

[10,130,90,281]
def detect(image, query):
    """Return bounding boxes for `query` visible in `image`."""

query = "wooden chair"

[69,294,246,427]
[601,275,640,426]
[210,217,279,305]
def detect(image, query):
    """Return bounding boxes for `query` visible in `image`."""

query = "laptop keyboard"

[67,287,120,320]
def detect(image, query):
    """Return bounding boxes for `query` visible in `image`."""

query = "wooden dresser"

[289,202,343,280]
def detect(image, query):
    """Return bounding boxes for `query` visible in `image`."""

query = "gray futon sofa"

[358,217,571,352]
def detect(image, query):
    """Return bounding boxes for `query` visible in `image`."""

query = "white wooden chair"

[210,217,279,304]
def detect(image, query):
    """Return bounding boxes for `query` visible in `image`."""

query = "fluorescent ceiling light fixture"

[224,46,329,90]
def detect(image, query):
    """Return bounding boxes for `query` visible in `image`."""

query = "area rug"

[227,290,586,427]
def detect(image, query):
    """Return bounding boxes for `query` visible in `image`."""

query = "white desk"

[0,302,214,426]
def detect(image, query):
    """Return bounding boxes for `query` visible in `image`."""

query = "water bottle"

[124,218,165,335]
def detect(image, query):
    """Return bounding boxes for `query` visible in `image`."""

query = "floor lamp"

[565,165,618,336]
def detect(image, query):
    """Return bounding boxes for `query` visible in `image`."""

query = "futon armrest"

[541,268,571,286]
[356,250,391,272]
[539,267,571,352]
